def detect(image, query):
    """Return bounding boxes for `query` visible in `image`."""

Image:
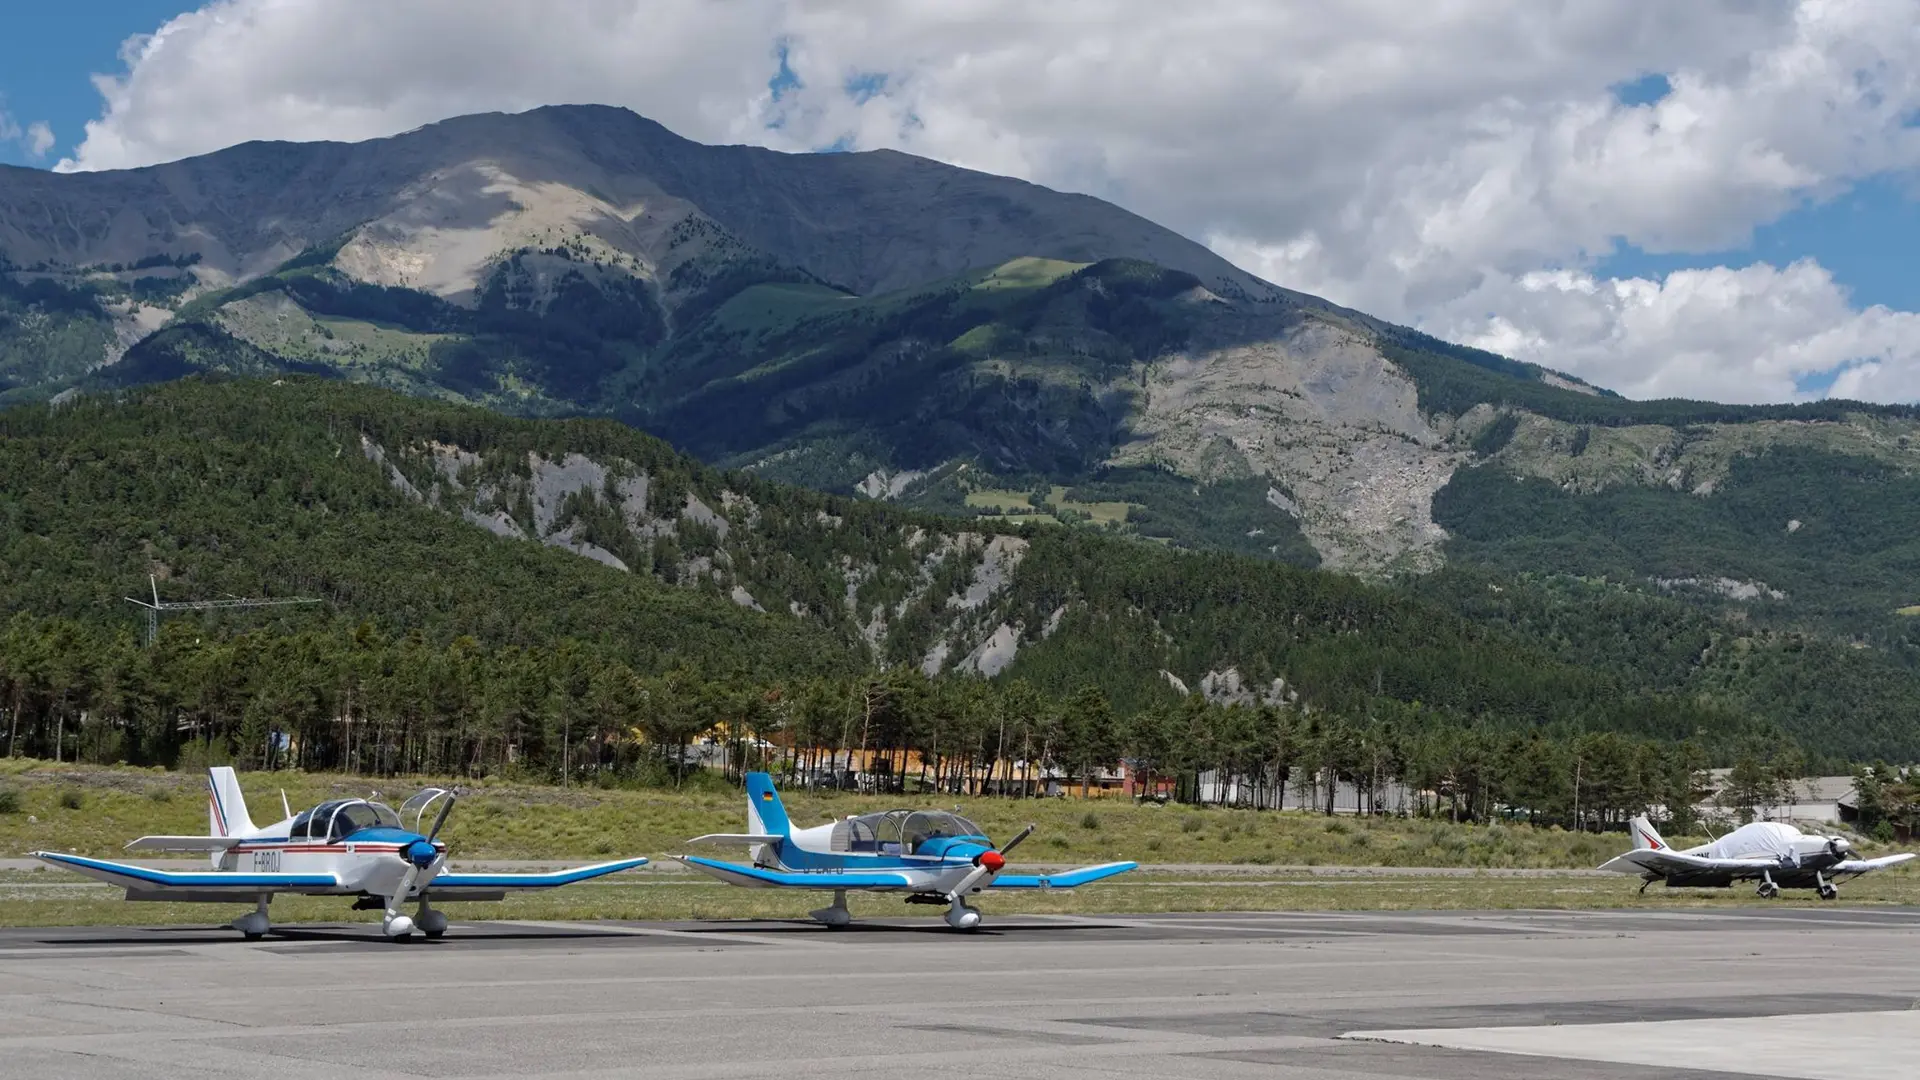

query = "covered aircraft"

[33,767,647,940]
[677,772,1136,930]
[1599,814,1914,898]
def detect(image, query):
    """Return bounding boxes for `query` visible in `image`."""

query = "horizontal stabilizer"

[989,861,1138,889]
[685,834,784,847]
[423,857,649,897]
[125,835,244,852]
[34,851,341,894]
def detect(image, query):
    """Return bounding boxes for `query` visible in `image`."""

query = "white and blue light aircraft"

[1600,814,1915,898]
[677,772,1136,930]
[33,767,647,941]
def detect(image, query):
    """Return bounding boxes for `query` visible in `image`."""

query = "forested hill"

[3,377,1920,772]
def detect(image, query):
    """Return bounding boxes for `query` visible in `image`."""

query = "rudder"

[745,772,791,837]
[1629,815,1665,851]
[207,767,255,838]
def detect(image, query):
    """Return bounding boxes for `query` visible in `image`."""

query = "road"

[1,908,1916,1079]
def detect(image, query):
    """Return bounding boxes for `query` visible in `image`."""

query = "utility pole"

[125,575,322,646]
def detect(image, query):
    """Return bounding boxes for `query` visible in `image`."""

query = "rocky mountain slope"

[12,377,1920,760]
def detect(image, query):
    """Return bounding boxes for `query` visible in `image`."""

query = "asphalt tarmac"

[2,908,1917,1079]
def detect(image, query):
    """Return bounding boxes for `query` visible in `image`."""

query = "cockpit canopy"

[828,809,987,855]
[289,799,401,843]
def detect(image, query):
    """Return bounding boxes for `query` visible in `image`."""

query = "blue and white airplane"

[33,767,648,941]
[677,772,1137,930]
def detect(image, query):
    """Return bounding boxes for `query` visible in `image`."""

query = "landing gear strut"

[810,889,852,928]
[1756,871,1781,899]
[1816,872,1838,901]
[233,896,271,940]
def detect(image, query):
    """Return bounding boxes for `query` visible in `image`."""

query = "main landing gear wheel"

[234,898,271,941]
[810,889,853,929]
[417,905,449,939]
[1818,882,1839,901]
[1756,878,1781,899]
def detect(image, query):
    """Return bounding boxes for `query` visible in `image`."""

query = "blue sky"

[0,4,194,169]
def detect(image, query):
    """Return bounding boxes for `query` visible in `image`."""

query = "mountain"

[6,105,1920,658]
[0,104,1602,577]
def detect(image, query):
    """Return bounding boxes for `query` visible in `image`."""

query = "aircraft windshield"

[901,811,985,852]
[293,799,400,841]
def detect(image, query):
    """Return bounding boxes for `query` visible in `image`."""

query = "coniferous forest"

[2,377,1914,826]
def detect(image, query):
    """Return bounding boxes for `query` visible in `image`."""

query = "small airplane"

[32,767,648,941]
[1600,814,1915,899]
[676,771,1136,930]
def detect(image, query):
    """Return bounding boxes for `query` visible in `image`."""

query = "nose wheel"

[945,899,982,931]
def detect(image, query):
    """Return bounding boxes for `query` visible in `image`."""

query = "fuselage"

[1666,821,1849,888]
[220,799,445,896]
[756,810,999,893]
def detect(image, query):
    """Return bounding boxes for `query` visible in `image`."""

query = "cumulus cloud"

[46,0,1920,403]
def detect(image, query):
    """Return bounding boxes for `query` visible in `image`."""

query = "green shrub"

[1079,811,1100,830]
[0,789,20,814]
[1180,815,1204,833]
[58,790,84,811]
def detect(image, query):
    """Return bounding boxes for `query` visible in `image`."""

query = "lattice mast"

[125,575,322,646]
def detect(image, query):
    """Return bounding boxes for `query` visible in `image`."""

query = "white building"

[1699,770,1859,825]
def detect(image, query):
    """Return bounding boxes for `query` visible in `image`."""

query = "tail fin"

[1629,815,1666,851]
[206,767,255,838]
[745,772,791,837]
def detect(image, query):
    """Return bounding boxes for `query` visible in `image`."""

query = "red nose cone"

[979,850,1006,872]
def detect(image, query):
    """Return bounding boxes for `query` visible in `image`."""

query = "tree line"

[1,614,1815,828]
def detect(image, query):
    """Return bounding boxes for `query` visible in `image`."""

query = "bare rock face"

[1113,311,1461,574]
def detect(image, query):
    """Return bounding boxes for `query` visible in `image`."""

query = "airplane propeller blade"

[998,824,1036,858]
[946,823,1038,902]
[427,791,457,842]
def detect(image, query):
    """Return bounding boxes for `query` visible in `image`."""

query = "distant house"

[1699,770,1860,825]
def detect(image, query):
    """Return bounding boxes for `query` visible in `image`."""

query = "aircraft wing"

[422,858,650,899]
[33,851,342,895]
[676,855,919,891]
[124,835,245,852]
[1596,849,1779,877]
[989,861,1139,889]
[1832,853,1918,877]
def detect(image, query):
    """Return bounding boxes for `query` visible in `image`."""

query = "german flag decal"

[760,790,774,802]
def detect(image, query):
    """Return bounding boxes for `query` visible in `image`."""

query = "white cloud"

[0,105,54,161]
[46,0,1920,403]
[23,122,54,160]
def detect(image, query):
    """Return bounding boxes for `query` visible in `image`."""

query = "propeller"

[396,791,458,901]
[1827,836,1853,863]
[946,823,1037,901]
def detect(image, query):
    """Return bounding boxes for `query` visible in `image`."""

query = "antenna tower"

[125,575,322,646]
